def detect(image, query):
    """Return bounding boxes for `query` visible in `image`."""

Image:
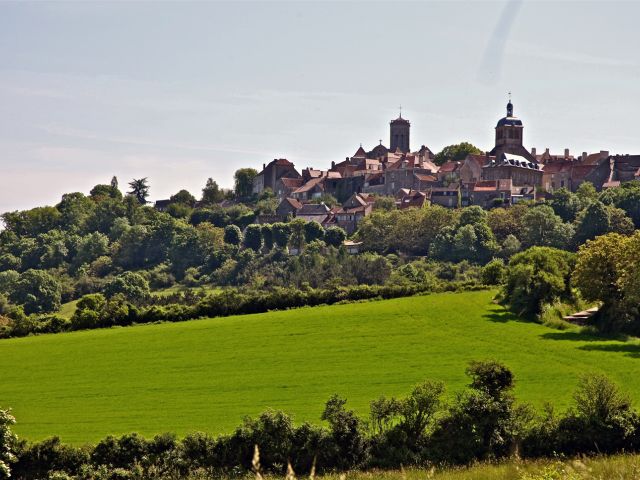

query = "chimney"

[531,147,537,156]
[263,163,266,170]
[564,148,570,158]
[600,150,610,158]
[545,148,550,155]
[331,161,335,169]
[582,152,587,161]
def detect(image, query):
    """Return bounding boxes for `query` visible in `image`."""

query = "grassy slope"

[317,454,640,479]
[2,290,640,444]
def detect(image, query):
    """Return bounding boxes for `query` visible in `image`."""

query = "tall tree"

[127,178,150,204]
[201,178,224,205]
[234,168,258,200]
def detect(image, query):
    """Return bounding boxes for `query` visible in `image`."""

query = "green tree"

[271,223,291,249]
[261,224,274,251]
[549,188,580,222]
[127,178,150,204]
[325,226,347,247]
[169,189,196,207]
[234,168,258,200]
[10,269,62,314]
[223,225,242,246]
[201,178,225,205]
[243,224,263,252]
[373,196,396,211]
[573,201,611,246]
[502,247,574,318]
[521,205,574,249]
[0,407,17,479]
[303,221,324,243]
[434,142,482,166]
[104,272,150,302]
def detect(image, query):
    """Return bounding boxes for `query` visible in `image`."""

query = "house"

[276,197,303,217]
[343,240,363,254]
[437,161,461,184]
[253,159,301,196]
[397,189,428,209]
[429,183,462,208]
[291,177,325,201]
[296,203,331,224]
[335,193,373,234]
[460,154,490,184]
[153,199,171,212]
[275,177,304,199]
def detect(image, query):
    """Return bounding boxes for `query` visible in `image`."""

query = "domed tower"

[489,96,535,161]
[390,109,410,153]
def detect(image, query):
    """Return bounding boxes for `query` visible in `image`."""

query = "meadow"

[1,289,640,444]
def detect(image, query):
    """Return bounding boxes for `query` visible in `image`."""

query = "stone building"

[482,153,542,187]
[253,159,301,196]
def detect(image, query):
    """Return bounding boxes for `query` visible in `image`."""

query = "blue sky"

[1,1,639,213]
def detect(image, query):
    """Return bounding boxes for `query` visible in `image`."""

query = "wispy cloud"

[39,125,271,156]
[477,0,524,84]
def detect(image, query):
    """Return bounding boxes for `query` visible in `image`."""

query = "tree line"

[2,361,639,479]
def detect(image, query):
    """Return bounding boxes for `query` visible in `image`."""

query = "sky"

[1,0,639,213]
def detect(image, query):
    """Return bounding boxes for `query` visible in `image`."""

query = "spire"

[507,92,513,117]
[399,104,402,118]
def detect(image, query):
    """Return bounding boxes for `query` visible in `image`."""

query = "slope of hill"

[1,289,639,444]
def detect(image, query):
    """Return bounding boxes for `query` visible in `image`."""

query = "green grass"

[314,454,640,479]
[57,299,79,320]
[2,290,640,444]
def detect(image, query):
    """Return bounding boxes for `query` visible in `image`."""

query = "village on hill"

[155,98,640,235]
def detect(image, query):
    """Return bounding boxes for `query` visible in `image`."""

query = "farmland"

[1,289,640,444]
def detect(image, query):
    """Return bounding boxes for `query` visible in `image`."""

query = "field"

[315,454,640,480]
[2,289,640,444]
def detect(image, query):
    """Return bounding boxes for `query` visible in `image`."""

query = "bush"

[103,272,150,303]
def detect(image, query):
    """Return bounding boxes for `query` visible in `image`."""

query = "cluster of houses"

[250,98,640,232]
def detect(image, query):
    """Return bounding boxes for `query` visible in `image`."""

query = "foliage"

[234,168,258,200]
[243,225,263,252]
[434,142,482,166]
[200,178,225,205]
[0,408,17,479]
[127,178,150,204]
[502,247,574,318]
[104,272,150,302]
[9,269,62,315]
[223,225,242,246]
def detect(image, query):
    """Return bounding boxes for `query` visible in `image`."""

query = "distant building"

[482,152,542,187]
[253,159,301,197]
[390,114,410,153]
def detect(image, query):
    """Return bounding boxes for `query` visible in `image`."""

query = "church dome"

[496,99,522,127]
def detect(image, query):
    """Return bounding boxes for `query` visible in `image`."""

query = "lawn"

[2,290,640,444]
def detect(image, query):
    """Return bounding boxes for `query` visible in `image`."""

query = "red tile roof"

[439,161,461,173]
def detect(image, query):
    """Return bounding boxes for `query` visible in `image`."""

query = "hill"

[1,289,639,444]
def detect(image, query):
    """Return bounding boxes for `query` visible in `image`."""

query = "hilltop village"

[192,99,639,234]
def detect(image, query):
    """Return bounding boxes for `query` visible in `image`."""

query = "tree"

[223,225,242,246]
[520,205,574,249]
[373,196,396,211]
[502,247,574,318]
[10,269,62,315]
[325,226,347,247]
[127,178,150,204]
[303,221,324,243]
[573,201,611,246]
[271,223,291,249]
[261,224,274,251]
[234,168,258,200]
[573,232,640,333]
[243,224,263,252]
[104,272,150,302]
[0,407,17,479]
[201,178,224,205]
[169,189,196,207]
[549,188,580,222]
[434,142,482,166]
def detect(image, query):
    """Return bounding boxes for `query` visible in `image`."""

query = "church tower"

[489,95,535,161]
[390,109,410,153]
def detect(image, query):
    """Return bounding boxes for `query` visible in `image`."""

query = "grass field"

[315,454,640,479]
[2,289,640,444]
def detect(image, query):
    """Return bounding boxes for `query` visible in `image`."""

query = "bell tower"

[390,107,410,153]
